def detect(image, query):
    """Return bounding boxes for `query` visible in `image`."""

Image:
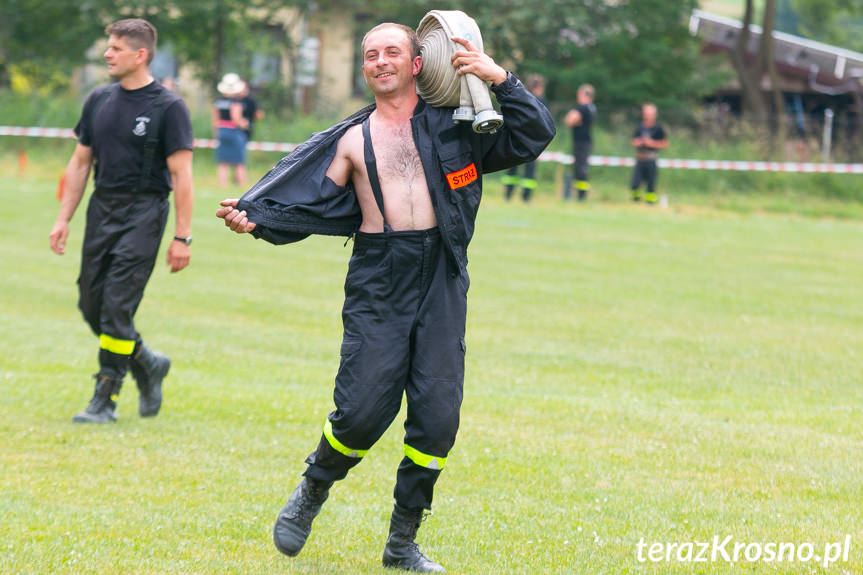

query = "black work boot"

[130,343,170,417]
[273,477,332,557]
[382,504,446,573]
[72,374,123,423]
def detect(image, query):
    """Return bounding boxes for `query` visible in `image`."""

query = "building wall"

[309,12,358,115]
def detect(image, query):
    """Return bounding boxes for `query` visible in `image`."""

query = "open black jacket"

[237,72,555,276]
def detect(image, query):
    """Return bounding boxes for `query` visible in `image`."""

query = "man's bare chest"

[373,125,427,190]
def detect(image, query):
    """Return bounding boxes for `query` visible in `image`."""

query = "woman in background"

[212,73,249,187]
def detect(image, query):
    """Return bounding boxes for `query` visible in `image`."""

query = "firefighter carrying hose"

[217,21,554,573]
[49,18,194,423]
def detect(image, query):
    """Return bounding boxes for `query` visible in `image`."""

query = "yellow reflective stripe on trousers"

[404,444,447,470]
[575,180,590,190]
[323,419,368,458]
[99,334,135,355]
[521,178,538,190]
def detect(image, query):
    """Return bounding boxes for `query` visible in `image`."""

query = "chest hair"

[376,123,424,189]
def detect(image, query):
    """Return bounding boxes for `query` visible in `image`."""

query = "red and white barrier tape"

[1,126,76,139]
[3,125,861,174]
[539,150,863,174]
[0,126,299,153]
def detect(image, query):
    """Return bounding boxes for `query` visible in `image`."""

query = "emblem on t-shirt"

[133,116,151,137]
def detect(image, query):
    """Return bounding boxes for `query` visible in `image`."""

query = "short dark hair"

[105,19,157,65]
[526,74,545,93]
[362,23,420,60]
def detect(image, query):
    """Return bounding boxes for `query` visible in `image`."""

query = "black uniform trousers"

[78,189,169,378]
[630,159,658,193]
[564,140,592,200]
[304,228,468,511]
[503,160,538,202]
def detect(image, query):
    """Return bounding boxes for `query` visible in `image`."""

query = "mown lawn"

[1,148,863,574]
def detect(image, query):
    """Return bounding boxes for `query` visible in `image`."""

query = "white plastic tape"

[3,126,861,173]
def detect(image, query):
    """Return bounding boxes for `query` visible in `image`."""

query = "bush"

[0,90,83,127]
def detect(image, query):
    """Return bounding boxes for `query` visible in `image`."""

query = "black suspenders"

[361,117,393,233]
[135,87,173,193]
[90,84,173,193]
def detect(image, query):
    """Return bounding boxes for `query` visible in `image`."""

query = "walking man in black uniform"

[49,19,194,423]
[630,102,668,204]
[563,84,595,201]
[217,22,554,573]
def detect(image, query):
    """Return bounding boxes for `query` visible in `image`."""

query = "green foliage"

[0,90,83,127]
[1,0,725,115]
[360,0,709,111]
[0,0,106,92]
[0,0,307,100]
[86,0,305,95]
[790,0,863,51]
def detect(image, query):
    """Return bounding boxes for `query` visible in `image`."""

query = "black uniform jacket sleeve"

[477,71,556,173]
[237,105,373,245]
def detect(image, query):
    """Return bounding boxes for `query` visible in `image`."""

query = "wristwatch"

[173,235,193,246]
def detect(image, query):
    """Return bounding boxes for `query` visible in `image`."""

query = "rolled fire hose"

[416,10,505,134]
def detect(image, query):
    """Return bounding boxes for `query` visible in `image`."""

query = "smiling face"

[361,26,421,98]
[104,34,145,79]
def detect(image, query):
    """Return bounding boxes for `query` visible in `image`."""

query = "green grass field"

[2,147,863,574]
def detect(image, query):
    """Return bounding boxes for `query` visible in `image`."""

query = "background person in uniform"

[217,22,554,573]
[500,74,546,202]
[563,83,595,201]
[48,18,194,423]
[239,80,264,141]
[630,102,668,204]
[212,73,249,187]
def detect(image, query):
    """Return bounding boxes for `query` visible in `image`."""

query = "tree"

[791,0,863,52]
[95,0,307,94]
[0,0,106,91]
[362,0,705,117]
[731,0,785,145]
[0,0,310,99]
[3,0,712,120]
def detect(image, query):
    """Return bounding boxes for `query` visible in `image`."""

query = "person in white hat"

[212,73,250,186]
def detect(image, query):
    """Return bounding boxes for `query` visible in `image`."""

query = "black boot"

[130,343,170,417]
[273,477,332,557]
[382,504,446,573]
[73,374,123,423]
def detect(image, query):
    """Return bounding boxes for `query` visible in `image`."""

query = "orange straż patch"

[446,163,477,190]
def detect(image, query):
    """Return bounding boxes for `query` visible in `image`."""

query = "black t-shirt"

[633,123,667,155]
[214,96,238,123]
[241,94,258,138]
[571,102,596,143]
[75,81,194,193]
